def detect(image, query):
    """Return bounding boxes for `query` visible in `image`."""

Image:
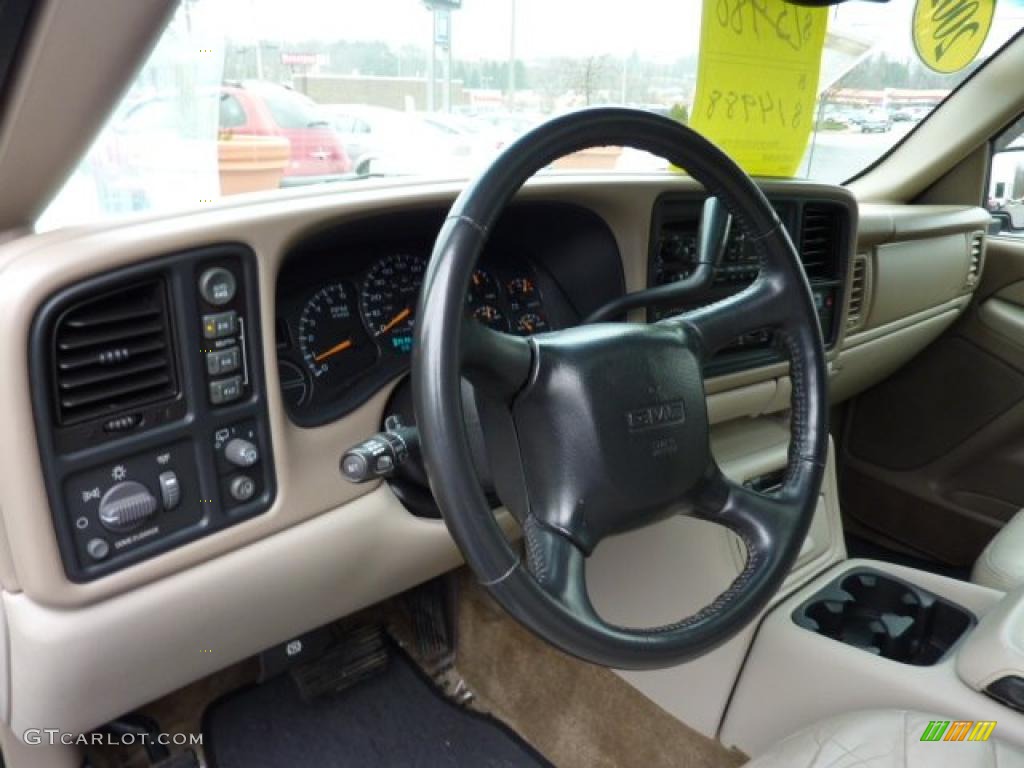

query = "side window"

[219,94,247,129]
[988,115,1024,237]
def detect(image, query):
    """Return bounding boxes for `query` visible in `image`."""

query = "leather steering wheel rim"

[413,107,828,670]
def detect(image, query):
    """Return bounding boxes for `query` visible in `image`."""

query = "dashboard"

[3,174,992,743]
[276,204,625,427]
[276,193,852,429]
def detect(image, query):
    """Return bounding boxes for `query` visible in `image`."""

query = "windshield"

[39,0,1024,230]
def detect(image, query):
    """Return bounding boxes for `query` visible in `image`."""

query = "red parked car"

[89,81,351,212]
[219,81,351,183]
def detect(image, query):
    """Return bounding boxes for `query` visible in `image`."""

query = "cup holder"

[793,568,975,666]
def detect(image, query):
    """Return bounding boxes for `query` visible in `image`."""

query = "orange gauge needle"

[377,307,411,336]
[314,338,352,363]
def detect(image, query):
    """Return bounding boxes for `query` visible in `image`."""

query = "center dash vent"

[52,280,178,426]
[799,204,841,281]
[846,254,870,332]
[966,231,984,288]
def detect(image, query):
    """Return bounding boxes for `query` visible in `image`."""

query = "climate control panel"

[31,245,276,582]
[63,442,201,565]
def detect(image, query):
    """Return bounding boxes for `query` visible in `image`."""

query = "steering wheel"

[412,108,828,670]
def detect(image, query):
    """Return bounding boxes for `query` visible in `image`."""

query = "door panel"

[840,237,1024,566]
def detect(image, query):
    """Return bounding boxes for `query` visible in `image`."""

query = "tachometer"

[298,282,377,384]
[361,252,428,354]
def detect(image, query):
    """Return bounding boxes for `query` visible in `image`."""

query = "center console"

[721,559,1014,755]
[794,568,975,666]
[30,245,276,582]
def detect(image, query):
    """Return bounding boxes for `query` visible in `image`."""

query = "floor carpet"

[204,649,550,768]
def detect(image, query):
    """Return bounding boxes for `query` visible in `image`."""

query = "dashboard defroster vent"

[52,280,178,425]
[800,204,841,281]
[966,231,984,288]
[846,254,870,332]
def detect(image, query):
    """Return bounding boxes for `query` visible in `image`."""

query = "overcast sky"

[206,0,1024,63]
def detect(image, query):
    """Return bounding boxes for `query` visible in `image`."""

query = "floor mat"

[437,571,748,768]
[204,649,550,768]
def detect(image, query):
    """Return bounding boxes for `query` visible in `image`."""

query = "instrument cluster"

[277,250,553,426]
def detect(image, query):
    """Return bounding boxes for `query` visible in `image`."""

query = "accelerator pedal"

[405,577,457,677]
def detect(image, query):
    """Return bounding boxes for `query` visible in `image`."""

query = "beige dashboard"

[0,175,991,736]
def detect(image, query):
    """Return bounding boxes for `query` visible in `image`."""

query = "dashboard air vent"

[800,204,840,281]
[52,280,177,425]
[966,231,984,288]
[846,254,870,332]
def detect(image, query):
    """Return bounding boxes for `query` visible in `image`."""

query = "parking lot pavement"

[801,123,915,182]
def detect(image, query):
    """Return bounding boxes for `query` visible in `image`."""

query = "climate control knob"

[98,481,158,533]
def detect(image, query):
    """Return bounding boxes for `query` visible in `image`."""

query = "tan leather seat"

[973,510,1024,591]
[746,709,1024,767]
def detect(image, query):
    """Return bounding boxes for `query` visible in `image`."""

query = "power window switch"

[158,471,181,510]
[209,376,243,406]
[202,311,237,339]
[206,347,240,376]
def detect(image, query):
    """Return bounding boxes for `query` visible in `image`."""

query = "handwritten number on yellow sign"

[690,0,828,178]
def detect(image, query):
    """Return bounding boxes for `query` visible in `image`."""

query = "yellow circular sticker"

[913,0,996,74]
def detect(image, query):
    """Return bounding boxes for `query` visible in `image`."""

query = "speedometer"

[361,252,428,355]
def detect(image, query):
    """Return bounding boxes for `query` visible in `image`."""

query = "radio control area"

[647,197,847,373]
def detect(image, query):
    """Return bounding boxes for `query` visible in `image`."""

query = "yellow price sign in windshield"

[690,0,828,178]
[913,0,995,74]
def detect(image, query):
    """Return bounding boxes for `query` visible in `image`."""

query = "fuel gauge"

[515,311,549,335]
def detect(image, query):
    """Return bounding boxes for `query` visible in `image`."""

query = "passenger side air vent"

[52,280,178,425]
[846,254,870,333]
[965,231,985,289]
[799,204,841,281]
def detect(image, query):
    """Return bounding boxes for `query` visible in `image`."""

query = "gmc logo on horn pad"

[625,402,686,431]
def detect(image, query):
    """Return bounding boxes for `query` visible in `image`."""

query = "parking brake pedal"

[289,624,389,701]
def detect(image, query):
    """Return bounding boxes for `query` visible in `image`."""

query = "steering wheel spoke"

[460,318,533,401]
[663,277,782,360]
[522,517,593,615]
[691,464,799,557]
